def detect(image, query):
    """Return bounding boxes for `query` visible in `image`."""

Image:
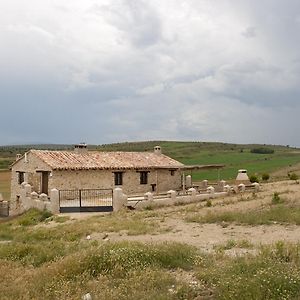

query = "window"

[170,170,175,176]
[114,172,123,185]
[18,172,25,184]
[140,171,148,184]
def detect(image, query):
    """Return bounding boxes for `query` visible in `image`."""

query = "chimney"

[74,143,88,154]
[154,145,162,155]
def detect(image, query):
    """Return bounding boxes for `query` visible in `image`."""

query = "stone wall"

[11,152,51,202]
[51,169,181,195]
[9,182,59,216]
[113,181,261,211]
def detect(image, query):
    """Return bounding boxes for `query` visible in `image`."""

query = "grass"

[197,242,300,300]
[186,204,300,225]
[213,239,254,251]
[1,209,300,299]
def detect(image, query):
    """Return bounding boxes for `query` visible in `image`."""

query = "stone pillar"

[224,185,231,193]
[207,186,215,194]
[50,189,60,214]
[167,190,176,200]
[113,188,128,212]
[186,175,192,188]
[252,182,260,192]
[144,192,153,202]
[31,191,38,199]
[202,180,208,189]
[187,187,197,198]
[238,183,246,193]
[25,184,32,197]
[39,193,48,201]
[219,180,226,191]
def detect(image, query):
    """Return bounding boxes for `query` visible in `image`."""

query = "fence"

[59,189,113,213]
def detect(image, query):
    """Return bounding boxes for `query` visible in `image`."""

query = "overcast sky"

[1,0,300,146]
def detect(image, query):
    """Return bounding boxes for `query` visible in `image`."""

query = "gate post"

[50,188,60,214]
[79,190,82,208]
[113,188,127,212]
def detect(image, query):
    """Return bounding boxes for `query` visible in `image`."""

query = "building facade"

[10,145,184,202]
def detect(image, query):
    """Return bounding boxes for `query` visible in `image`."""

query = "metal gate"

[59,189,113,213]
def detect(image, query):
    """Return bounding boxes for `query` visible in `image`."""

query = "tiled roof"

[30,150,184,170]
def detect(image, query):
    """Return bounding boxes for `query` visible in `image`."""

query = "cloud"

[241,26,257,38]
[0,0,300,146]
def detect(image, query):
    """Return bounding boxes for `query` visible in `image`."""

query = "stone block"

[144,192,153,201]
[207,186,215,194]
[39,193,48,201]
[238,183,246,192]
[113,188,128,212]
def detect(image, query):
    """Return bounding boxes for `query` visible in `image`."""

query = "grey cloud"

[241,26,256,38]
[89,0,162,48]
[1,0,300,146]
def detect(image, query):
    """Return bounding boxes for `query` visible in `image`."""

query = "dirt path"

[90,180,300,251]
[102,218,300,251]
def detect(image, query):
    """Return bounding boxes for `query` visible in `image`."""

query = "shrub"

[288,173,299,181]
[206,199,212,207]
[262,173,270,181]
[272,192,282,205]
[249,175,259,183]
[250,148,274,154]
[17,209,53,226]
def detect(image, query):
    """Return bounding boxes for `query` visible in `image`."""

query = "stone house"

[10,145,186,202]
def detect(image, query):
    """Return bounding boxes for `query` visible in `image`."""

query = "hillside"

[1,141,299,181]
[0,141,300,180]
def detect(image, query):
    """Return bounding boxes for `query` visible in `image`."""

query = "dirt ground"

[87,180,300,252]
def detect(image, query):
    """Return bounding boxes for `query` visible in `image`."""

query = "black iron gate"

[59,189,113,213]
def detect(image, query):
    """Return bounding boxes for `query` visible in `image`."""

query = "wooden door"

[41,172,49,194]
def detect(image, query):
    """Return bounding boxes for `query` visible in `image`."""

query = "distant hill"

[1,141,299,181]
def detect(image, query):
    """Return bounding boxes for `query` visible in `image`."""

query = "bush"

[17,209,53,226]
[250,148,274,154]
[288,173,299,181]
[206,199,212,207]
[249,175,259,183]
[272,192,282,205]
[262,173,270,181]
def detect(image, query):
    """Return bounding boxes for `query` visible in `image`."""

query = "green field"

[95,141,300,181]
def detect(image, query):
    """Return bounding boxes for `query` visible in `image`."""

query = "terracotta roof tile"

[30,150,184,170]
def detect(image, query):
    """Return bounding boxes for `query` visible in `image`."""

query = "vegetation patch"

[213,239,254,251]
[17,209,53,226]
[186,205,300,225]
[250,148,275,154]
[197,242,300,300]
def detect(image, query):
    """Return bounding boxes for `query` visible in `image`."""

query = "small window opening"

[18,172,25,185]
[140,171,148,185]
[114,172,123,185]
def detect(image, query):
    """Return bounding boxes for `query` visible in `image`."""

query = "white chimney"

[154,145,162,155]
[74,143,88,154]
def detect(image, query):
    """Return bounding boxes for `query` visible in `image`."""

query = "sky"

[1,0,300,146]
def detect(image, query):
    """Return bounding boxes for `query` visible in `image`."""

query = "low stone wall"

[9,182,59,216]
[113,181,261,211]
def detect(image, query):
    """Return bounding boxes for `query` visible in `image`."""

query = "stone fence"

[8,180,260,215]
[9,182,60,216]
[0,193,9,217]
[113,181,260,211]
